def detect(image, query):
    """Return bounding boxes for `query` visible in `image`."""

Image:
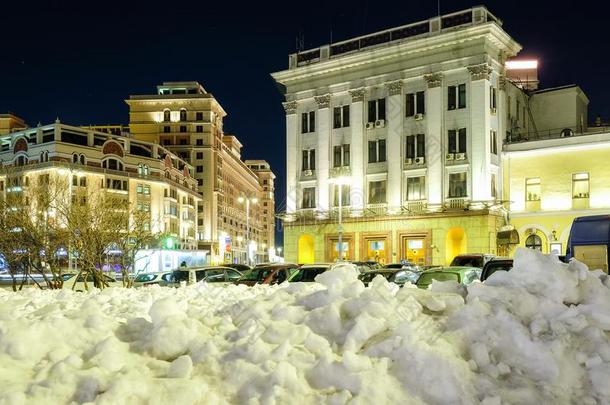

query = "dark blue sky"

[2,0,607,245]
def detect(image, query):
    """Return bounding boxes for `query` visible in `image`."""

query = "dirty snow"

[0,248,609,404]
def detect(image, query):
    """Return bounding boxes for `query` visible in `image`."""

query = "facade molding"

[348,88,366,102]
[314,94,331,109]
[424,73,443,88]
[385,80,403,96]
[282,101,297,115]
[467,63,493,81]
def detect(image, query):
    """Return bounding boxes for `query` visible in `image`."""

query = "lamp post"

[329,176,351,261]
[238,195,258,265]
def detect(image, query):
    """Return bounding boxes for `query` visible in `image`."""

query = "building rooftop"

[287,6,502,69]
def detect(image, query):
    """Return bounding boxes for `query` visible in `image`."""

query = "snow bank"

[0,248,608,404]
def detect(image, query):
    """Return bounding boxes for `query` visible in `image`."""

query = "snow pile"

[0,248,608,404]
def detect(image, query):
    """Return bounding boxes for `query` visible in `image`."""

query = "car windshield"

[240,268,275,282]
[418,272,460,285]
[485,263,513,279]
[451,256,483,268]
[290,267,327,282]
[359,272,394,283]
[135,273,157,282]
[171,270,190,283]
[383,264,403,269]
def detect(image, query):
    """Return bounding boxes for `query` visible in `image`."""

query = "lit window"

[302,187,316,209]
[406,176,425,201]
[525,234,542,251]
[525,178,541,201]
[332,184,350,206]
[368,180,386,204]
[163,109,171,122]
[572,173,589,198]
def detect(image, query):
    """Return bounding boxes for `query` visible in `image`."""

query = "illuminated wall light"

[505,60,538,70]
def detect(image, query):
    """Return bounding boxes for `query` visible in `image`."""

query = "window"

[490,130,498,155]
[106,178,127,191]
[196,112,203,121]
[491,173,497,198]
[302,187,316,208]
[333,105,350,129]
[525,178,541,201]
[164,126,170,133]
[180,126,187,133]
[332,184,350,206]
[333,144,350,168]
[525,234,542,251]
[448,84,466,110]
[102,158,123,171]
[196,139,203,146]
[406,176,425,201]
[196,126,203,133]
[406,91,425,117]
[144,185,150,195]
[406,134,425,159]
[368,140,386,163]
[302,149,315,171]
[196,152,203,160]
[72,175,78,186]
[368,180,386,204]
[367,98,386,123]
[301,111,316,133]
[163,110,170,122]
[448,129,467,154]
[572,173,589,198]
[80,177,87,187]
[490,86,497,111]
[16,155,28,166]
[180,109,187,121]
[448,172,467,198]
[137,184,143,194]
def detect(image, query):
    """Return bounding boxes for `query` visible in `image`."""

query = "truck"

[566,215,610,273]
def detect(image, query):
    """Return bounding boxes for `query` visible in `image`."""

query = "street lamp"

[238,195,258,265]
[329,176,351,261]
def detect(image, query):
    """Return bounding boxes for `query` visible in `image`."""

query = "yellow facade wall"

[503,142,610,256]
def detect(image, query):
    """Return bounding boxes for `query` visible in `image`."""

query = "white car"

[132,271,173,288]
[62,273,117,291]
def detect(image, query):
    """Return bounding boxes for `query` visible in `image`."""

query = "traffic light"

[164,236,176,250]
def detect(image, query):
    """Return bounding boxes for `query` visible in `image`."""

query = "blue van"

[566,215,610,273]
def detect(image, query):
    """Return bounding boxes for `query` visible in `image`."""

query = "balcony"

[405,201,427,213]
[444,198,469,210]
[330,166,351,178]
[300,170,316,181]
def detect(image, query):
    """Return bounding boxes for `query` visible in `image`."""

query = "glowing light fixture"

[505,60,538,70]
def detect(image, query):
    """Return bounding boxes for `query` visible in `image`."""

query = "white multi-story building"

[272,6,578,265]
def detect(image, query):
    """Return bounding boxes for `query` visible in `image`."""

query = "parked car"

[480,259,513,282]
[287,264,331,282]
[62,273,117,291]
[235,263,298,286]
[415,266,481,289]
[383,262,419,271]
[350,261,378,273]
[358,268,418,287]
[224,263,252,272]
[165,266,243,287]
[450,254,495,269]
[133,271,173,287]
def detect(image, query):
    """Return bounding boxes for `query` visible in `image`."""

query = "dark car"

[358,269,417,287]
[480,259,513,282]
[287,264,330,282]
[235,264,298,286]
[165,266,243,286]
[450,254,495,269]
[224,263,252,273]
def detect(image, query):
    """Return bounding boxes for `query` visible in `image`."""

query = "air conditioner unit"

[405,158,413,165]
[455,153,466,160]
[365,122,375,130]
[414,113,424,121]
[303,170,313,176]
[445,153,455,161]
[414,157,425,165]
[375,119,385,128]
[490,107,497,115]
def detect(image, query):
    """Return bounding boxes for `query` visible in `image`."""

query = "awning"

[497,229,520,245]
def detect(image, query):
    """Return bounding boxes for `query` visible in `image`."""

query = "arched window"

[144,165,149,175]
[16,155,28,166]
[72,153,79,164]
[79,154,86,165]
[40,151,49,163]
[180,108,187,122]
[102,158,124,171]
[525,234,543,251]
[163,109,171,122]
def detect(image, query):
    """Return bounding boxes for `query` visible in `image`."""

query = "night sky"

[1,0,606,245]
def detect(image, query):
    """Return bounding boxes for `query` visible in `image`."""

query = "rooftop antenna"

[296,32,305,53]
